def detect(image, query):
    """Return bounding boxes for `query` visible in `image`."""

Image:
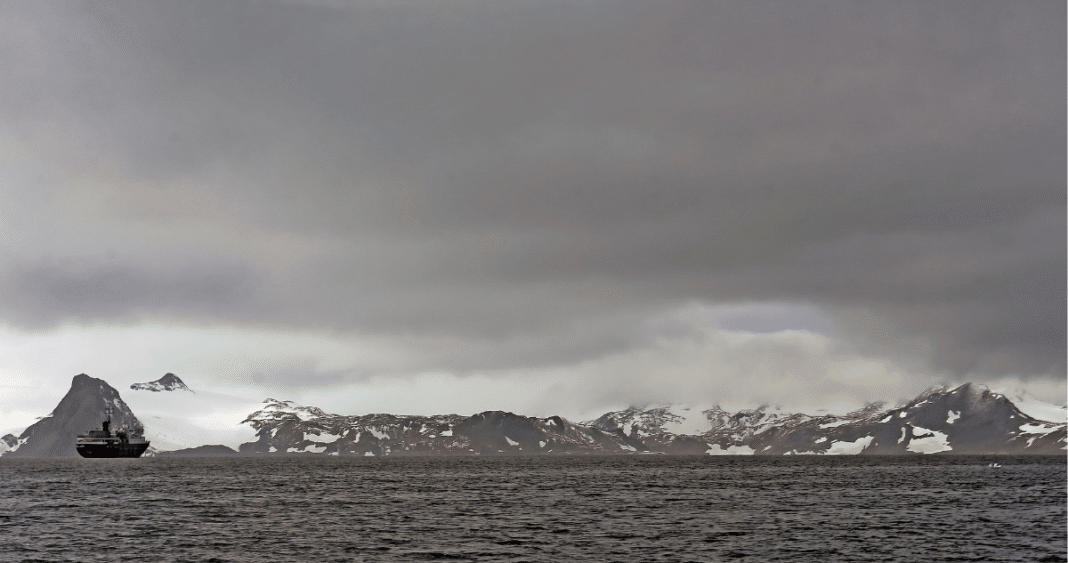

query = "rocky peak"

[130,373,192,392]
[4,374,144,458]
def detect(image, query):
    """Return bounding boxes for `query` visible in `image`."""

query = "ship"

[75,407,150,458]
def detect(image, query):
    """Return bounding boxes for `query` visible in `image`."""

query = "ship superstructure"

[75,407,150,458]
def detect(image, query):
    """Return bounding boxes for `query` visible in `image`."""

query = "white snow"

[1012,397,1068,423]
[705,444,755,455]
[879,415,892,423]
[1019,423,1060,446]
[946,410,961,424]
[539,440,546,448]
[897,427,907,444]
[619,443,636,451]
[1019,423,1058,435]
[504,436,519,446]
[122,386,264,452]
[906,426,952,454]
[304,432,341,444]
[898,411,907,418]
[440,429,453,437]
[364,451,375,456]
[293,409,317,422]
[661,407,714,436]
[2,437,27,454]
[826,435,874,455]
[819,419,850,429]
[368,427,389,440]
[814,437,827,443]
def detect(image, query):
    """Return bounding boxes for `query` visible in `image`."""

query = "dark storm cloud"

[1,260,263,328]
[0,1,1063,377]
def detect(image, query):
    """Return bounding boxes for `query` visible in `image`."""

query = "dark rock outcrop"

[156,444,239,457]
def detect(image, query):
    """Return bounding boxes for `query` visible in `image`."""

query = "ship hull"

[76,442,150,458]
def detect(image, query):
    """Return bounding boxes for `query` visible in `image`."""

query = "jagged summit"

[131,373,192,393]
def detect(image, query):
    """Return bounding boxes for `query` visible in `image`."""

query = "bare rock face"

[0,434,18,454]
[156,445,239,457]
[3,374,145,459]
[130,373,192,392]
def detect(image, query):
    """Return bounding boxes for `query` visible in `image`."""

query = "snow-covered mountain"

[2,374,145,458]
[588,383,1066,455]
[4,379,1064,457]
[239,399,640,456]
[130,373,193,393]
[124,377,260,453]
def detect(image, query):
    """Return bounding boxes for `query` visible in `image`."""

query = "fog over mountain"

[0,2,1063,424]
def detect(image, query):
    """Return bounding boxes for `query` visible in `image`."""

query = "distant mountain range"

[2,374,1065,458]
[590,383,1066,455]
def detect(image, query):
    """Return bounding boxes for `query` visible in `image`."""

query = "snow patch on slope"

[907,426,951,454]
[304,431,341,444]
[660,406,714,435]
[706,444,755,455]
[826,436,873,455]
[1010,396,1068,423]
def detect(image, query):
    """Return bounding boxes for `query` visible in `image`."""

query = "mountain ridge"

[2,378,1064,458]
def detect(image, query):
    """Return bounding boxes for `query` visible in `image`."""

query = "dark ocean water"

[0,455,1064,563]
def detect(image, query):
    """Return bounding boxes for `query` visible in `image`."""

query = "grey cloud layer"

[1,1,1063,377]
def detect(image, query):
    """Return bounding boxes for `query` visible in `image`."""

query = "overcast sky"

[0,1,1064,428]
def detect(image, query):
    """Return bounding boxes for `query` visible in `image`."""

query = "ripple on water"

[0,455,1064,562]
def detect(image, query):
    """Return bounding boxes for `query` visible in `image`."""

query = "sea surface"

[0,455,1064,563]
